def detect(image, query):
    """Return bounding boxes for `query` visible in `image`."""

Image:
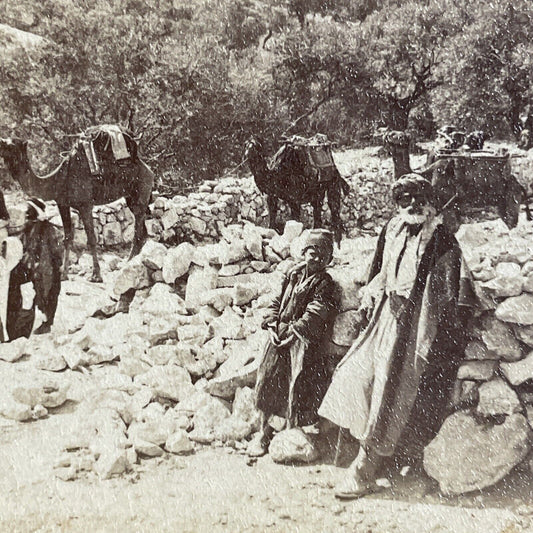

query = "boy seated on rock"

[248,229,339,457]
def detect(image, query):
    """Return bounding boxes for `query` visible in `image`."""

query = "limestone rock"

[269,235,290,259]
[495,294,533,325]
[210,307,247,339]
[328,268,362,312]
[94,449,130,479]
[243,224,264,260]
[139,240,167,270]
[480,316,523,361]
[33,350,68,372]
[423,412,531,495]
[217,240,249,265]
[12,380,69,409]
[199,288,233,312]
[0,337,28,362]
[134,440,164,457]
[134,365,194,402]
[165,430,194,454]
[113,256,151,296]
[457,360,498,381]
[139,284,187,317]
[185,265,218,312]
[162,242,195,284]
[282,220,304,243]
[269,428,318,464]
[233,284,259,307]
[218,264,241,277]
[0,397,33,421]
[189,398,231,444]
[177,324,211,346]
[232,386,261,429]
[500,351,533,386]
[331,310,361,347]
[464,340,495,361]
[476,378,522,416]
[128,419,176,447]
[480,275,524,298]
[513,325,533,348]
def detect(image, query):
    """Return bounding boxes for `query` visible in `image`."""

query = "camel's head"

[0,137,27,161]
[244,136,264,160]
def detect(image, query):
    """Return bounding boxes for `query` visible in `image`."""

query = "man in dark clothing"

[249,229,339,457]
[6,198,63,338]
[319,174,473,499]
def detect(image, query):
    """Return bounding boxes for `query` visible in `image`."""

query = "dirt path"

[0,416,530,533]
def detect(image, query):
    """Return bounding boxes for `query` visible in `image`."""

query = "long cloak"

[321,221,473,456]
[255,264,339,426]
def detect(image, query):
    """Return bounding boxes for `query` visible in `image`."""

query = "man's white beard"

[397,205,435,225]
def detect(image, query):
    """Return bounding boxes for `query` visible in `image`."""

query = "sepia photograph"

[1,1,533,531]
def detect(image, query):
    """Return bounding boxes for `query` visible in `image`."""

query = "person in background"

[6,198,63,338]
[319,174,473,499]
[248,229,339,457]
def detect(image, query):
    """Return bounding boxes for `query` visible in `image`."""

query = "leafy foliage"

[0,0,532,189]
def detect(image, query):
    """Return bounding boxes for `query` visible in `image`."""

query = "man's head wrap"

[302,229,334,262]
[392,174,433,203]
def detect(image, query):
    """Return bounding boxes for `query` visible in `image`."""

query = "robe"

[319,216,473,457]
[255,263,339,426]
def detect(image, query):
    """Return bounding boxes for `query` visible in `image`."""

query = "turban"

[392,174,433,203]
[302,229,334,261]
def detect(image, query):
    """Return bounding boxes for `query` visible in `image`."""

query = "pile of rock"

[424,219,533,495]
[0,219,370,480]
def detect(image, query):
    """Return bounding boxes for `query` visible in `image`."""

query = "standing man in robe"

[248,229,339,457]
[319,174,473,499]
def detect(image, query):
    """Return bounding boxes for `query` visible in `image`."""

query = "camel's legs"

[78,204,102,283]
[57,204,72,281]
[126,197,148,259]
[327,182,343,246]
[311,188,325,228]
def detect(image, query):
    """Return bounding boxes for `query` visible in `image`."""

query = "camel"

[244,136,350,244]
[0,130,154,282]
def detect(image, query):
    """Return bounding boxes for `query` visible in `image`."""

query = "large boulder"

[423,411,532,495]
[189,397,231,444]
[0,337,28,363]
[139,240,168,270]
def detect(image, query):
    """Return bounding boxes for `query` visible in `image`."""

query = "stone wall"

[42,148,398,249]
[424,218,533,495]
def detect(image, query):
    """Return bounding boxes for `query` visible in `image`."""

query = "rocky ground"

[0,226,532,532]
[2,142,533,532]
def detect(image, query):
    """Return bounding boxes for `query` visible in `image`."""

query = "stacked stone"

[424,218,533,495]
[50,156,399,248]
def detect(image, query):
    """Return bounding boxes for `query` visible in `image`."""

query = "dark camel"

[0,134,154,282]
[244,136,350,244]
